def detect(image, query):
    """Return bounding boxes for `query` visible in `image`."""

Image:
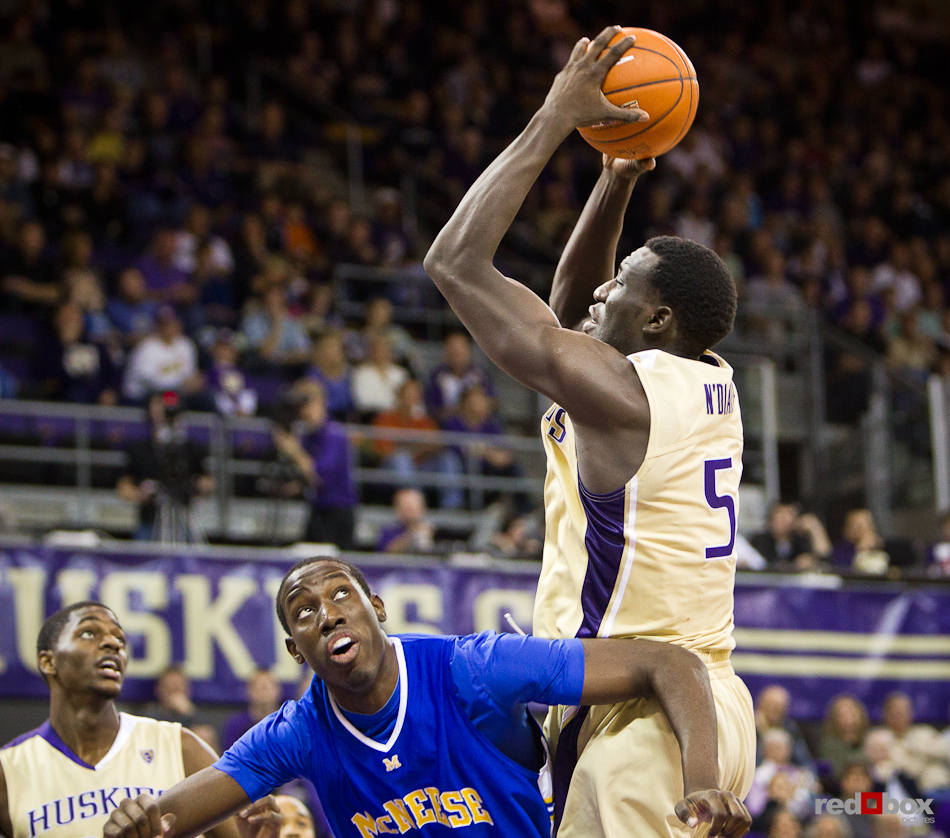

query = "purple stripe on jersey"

[37,720,96,769]
[551,706,590,834]
[576,476,627,638]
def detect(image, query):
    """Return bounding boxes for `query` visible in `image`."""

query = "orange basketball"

[578,27,699,160]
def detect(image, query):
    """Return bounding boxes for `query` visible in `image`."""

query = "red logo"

[860,793,883,815]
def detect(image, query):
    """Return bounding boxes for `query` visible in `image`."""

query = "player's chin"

[580,317,596,335]
[92,678,124,697]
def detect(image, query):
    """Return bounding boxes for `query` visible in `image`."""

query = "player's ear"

[284,638,305,665]
[371,594,386,624]
[38,650,55,678]
[644,305,672,333]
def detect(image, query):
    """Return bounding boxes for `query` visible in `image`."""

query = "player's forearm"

[423,107,573,387]
[158,769,248,838]
[550,170,635,328]
[581,638,719,793]
[425,105,571,281]
[648,646,719,794]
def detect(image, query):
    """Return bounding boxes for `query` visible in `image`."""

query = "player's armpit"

[579,638,719,794]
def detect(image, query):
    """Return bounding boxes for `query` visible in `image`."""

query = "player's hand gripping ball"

[578,27,699,160]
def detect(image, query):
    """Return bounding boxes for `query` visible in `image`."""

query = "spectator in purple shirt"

[271,381,356,548]
[136,227,192,304]
[220,668,283,751]
[376,487,435,553]
[425,330,494,420]
[106,267,157,346]
[441,383,527,512]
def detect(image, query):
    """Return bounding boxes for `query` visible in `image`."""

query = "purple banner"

[1,544,948,721]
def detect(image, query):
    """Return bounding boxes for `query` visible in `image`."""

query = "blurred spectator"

[351,332,409,419]
[190,724,221,755]
[173,203,234,277]
[489,513,542,560]
[271,381,356,548]
[759,805,803,838]
[275,795,314,838]
[745,248,804,344]
[1,219,58,313]
[872,243,921,314]
[825,299,887,424]
[750,503,832,570]
[221,668,282,751]
[441,383,526,511]
[832,508,891,575]
[734,533,768,570]
[863,727,923,802]
[136,227,192,304]
[64,267,112,343]
[299,283,340,337]
[376,488,435,553]
[106,268,156,346]
[755,684,814,768]
[887,310,936,383]
[208,330,257,416]
[834,760,877,838]
[0,364,18,398]
[122,306,202,402]
[348,296,416,368]
[116,391,213,541]
[746,729,818,821]
[371,188,413,269]
[39,301,118,404]
[819,695,870,780]
[242,284,311,367]
[371,378,463,509]
[804,816,853,838]
[425,331,494,420]
[144,665,197,727]
[881,691,950,792]
[926,509,950,576]
[305,329,354,421]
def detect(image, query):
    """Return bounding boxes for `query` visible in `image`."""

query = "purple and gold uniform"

[535,348,756,837]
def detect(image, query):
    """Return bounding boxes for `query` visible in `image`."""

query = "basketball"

[578,27,699,160]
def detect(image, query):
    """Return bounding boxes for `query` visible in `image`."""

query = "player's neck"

[49,694,121,765]
[330,643,399,715]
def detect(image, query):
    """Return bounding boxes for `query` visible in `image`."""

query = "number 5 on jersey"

[704,457,737,560]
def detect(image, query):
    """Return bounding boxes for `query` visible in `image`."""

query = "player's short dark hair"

[643,236,737,355]
[275,556,373,636]
[37,601,114,657]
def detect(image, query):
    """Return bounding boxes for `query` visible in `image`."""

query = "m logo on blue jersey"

[383,755,402,773]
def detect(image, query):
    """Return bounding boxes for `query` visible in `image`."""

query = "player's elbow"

[422,247,450,283]
[650,643,707,695]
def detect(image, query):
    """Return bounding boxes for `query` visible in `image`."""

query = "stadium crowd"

[0,0,949,566]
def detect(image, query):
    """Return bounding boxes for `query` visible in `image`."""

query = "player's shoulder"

[119,711,182,737]
[394,632,481,666]
[0,723,47,753]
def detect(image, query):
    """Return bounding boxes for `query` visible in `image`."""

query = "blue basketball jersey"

[218,634,565,837]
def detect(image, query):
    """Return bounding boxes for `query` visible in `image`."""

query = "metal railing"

[0,399,544,539]
[929,375,950,513]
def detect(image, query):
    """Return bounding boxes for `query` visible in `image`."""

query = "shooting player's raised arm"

[549,156,655,330]
[423,28,647,427]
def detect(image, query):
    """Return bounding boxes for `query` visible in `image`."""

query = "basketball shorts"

[547,655,755,838]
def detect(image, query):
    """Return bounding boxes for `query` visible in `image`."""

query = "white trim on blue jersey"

[326,637,409,752]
